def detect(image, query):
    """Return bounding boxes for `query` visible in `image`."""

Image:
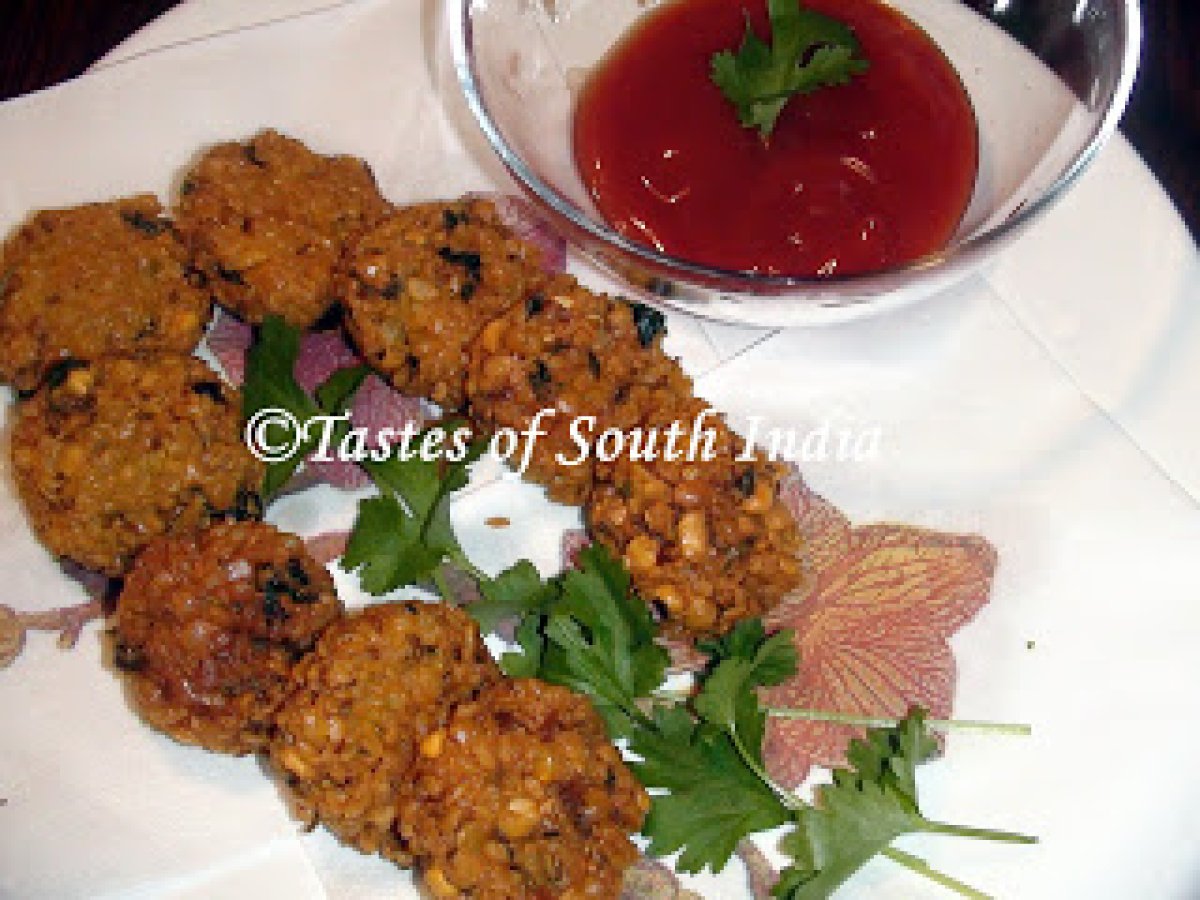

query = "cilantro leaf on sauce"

[711,0,869,139]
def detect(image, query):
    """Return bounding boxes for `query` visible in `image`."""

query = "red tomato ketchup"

[573,0,979,277]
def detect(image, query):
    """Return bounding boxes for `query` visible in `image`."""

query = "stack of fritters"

[338,200,803,638]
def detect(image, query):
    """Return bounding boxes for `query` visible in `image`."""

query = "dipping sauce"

[573,0,978,277]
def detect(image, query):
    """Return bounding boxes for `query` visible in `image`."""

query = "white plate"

[1,1,1198,898]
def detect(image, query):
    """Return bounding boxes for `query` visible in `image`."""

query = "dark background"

[1,0,1196,239]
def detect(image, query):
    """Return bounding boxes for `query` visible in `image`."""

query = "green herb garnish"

[510,605,1035,895]
[241,315,369,498]
[711,0,869,140]
[631,620,797,872]
[341,431,485,595]
[503,543,670,738]
[774,709,1036,898]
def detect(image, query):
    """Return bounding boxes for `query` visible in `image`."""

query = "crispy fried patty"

[0,195,209,393]
[270,602,500,865]
[466,274,690,506]
[112,521,342,755]
[10,353,263,575]
[399,678,648,900]
[340,198,545,410]
[176,129,390,328]
[589,396,803,637]
[340,192,803,637]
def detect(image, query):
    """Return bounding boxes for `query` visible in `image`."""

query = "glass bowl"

[450,0,1142,326]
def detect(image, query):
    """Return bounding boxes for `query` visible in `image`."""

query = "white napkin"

[1,1,1198,898]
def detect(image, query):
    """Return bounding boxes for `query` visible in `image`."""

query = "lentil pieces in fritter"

[399,678,648,900]
[176,129,390,328]
[270,602,500,865]
[465,275,693,506]
[339,198,546,410]
[0,195,209,393]
[10,353,263,575]
[111,521,342,755]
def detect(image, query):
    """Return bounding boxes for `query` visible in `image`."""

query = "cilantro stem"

[728,728,806,814]
[881,847,992,900]
[764,707,1031,737]
[651,692,1031,736]
[431,567,455,605]
[921,821,1038,845]
[447,550,489,583]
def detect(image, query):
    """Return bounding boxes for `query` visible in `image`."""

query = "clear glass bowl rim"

[450,0,1143,292]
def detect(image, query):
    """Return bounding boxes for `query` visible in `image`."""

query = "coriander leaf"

[772,866,810,899]
[542,558,669,734]
[576,542,635,613]
[774,709,1036,899]
[242,316,368,498]
[630,622,797,874]
[361,446,444,522]
[361,428,484,554]
[242,316,319,425]
[698,618,798,685]
[315,364,370,415]
[471,560,556,634]
[422,436,487,558]
[695,624,796,777]
[542,614,642,732]
[340,495,442,594]
[342,430,485,594]
[502,612,547,678]
[710,0,869,139]
[260,450,300,500]
[631,706,791,874]
[697,617,771,663]
[243,316,320,497]
[502,543,668,737]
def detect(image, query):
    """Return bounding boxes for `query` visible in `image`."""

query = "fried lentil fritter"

[176,129,390,328]
[111,522,342,755]
[589,396,803,637]
[9,353,264,576]
[337,193,802,636]
[460,268,801,636]
[270,602,500,865]
[0,195,209,394]
[466,274,693,505]
[399,679,648,900]
[340,198,545,410]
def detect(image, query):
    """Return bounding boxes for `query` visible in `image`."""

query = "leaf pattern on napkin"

[761,471,996,788]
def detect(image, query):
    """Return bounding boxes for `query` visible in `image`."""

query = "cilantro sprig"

[632,621,799,872]
[341,435,485,595]
[502,543,670,738]
[711,0,869,139]
[511,609,1035,894]
[242,315,369,498]
[775,709,1036,898]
